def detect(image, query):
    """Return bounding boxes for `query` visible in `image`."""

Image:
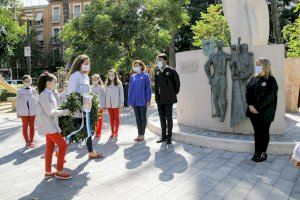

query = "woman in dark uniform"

[246,57,278,162]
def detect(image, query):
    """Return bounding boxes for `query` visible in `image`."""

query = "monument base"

[176,44,285,134]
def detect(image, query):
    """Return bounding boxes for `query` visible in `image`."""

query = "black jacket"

[246,75,278,122]
[154,66,180,105]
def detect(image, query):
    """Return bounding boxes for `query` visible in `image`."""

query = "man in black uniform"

[154,53,180,144]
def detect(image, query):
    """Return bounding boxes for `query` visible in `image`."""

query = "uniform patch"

[262,82,266,86]
[166,72,169,76]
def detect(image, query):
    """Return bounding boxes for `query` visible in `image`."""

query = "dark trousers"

[133,106,147,136]
[158,104,173,140]
[250,117,271,153]
[72,118,93,153]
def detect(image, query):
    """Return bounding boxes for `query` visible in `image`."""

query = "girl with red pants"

[91,74,106,140]
[16,75,38,148]
[105,69,124,139]
[36,72,72,180]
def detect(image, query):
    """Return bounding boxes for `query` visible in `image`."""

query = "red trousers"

[108,108,120,136]
[21,116,35,143]
[45,133,67,172]
[95,109,104,137]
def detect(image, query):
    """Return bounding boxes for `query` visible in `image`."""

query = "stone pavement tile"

[266,188,289,200]
[267,175,295,200]
[0,187,27,200]
[136,184,172,200]
[200,175,241,200]
[279,166,300,182]
[289,190,300,200]
[269,156,290,172]
[223,181,253,200]
[259,169,281,186]
[87,185,123,199]
[72,193,96,200]
[178,193,201,200]
[113,186,146,200]
[163,169,215,200]
[245,182,274,200]
[209,166,234,181]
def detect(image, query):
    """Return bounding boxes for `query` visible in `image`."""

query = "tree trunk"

[168,31,176,68]
[270,0,283,44]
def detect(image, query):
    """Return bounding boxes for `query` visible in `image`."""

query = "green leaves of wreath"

[59,93,99,143]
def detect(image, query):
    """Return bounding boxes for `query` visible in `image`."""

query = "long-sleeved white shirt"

[67,71,91,95]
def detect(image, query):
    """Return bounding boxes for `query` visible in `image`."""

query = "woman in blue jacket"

[128,60,152,142]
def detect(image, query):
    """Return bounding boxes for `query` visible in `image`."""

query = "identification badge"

[262,82,266,87]
[166,72,169,76]
[156,71,160,75]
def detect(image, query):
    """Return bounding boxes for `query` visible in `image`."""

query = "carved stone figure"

[204,40,231,122]
[230,38,254,126]
[222,0,269,46]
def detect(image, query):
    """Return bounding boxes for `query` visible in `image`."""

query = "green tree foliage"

[282,3,300,57]
[176,0,217,52]
[59,0,188,73]
[0,7,26,64]
[191,4,230,48]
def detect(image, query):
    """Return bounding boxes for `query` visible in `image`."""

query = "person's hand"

[147,102,150,107]
[249,105,258,114]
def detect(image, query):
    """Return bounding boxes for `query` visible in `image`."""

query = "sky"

[22,0,49,7]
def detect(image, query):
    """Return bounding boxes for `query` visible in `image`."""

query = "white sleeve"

[67,73,78,95]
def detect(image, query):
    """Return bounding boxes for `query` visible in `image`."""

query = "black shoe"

[254,153,267,162]
[251,152,260,161]
[166,139,172,145]
[157,138,166,143]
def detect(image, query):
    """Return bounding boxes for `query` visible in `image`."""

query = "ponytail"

[37,72,56,94]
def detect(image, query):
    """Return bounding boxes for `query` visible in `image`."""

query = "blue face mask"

[255,66,263,74]
[132,66,141,73]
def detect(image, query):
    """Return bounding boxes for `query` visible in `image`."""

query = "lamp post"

[21,14,34,76]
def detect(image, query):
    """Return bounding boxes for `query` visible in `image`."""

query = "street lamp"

[21,13,34,76]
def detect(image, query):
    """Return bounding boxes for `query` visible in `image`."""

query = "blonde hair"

[257,57,272,78]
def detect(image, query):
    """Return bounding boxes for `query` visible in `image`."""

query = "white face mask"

[255,66,263,74]
[92,80,99,86]
[24,83,31,88]
[157,61,163,70]
[133,66,141,73]
[81,64,90,72]
[52,83,58,91]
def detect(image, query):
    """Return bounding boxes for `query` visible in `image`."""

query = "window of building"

[52,6,60,21]
[73,4,81,18]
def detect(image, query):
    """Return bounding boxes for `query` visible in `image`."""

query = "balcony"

[51,15,60,23]
[34,20,43,26]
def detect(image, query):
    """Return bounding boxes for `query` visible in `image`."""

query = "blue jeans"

[133,106,147,136]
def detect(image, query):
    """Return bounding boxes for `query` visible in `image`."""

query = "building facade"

[21,0,91,73]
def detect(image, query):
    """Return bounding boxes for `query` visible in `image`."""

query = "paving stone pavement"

[0,103,299,200]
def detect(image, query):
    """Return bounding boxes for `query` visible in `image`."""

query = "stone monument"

[222,0,269,46]
[175,0,285,134]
